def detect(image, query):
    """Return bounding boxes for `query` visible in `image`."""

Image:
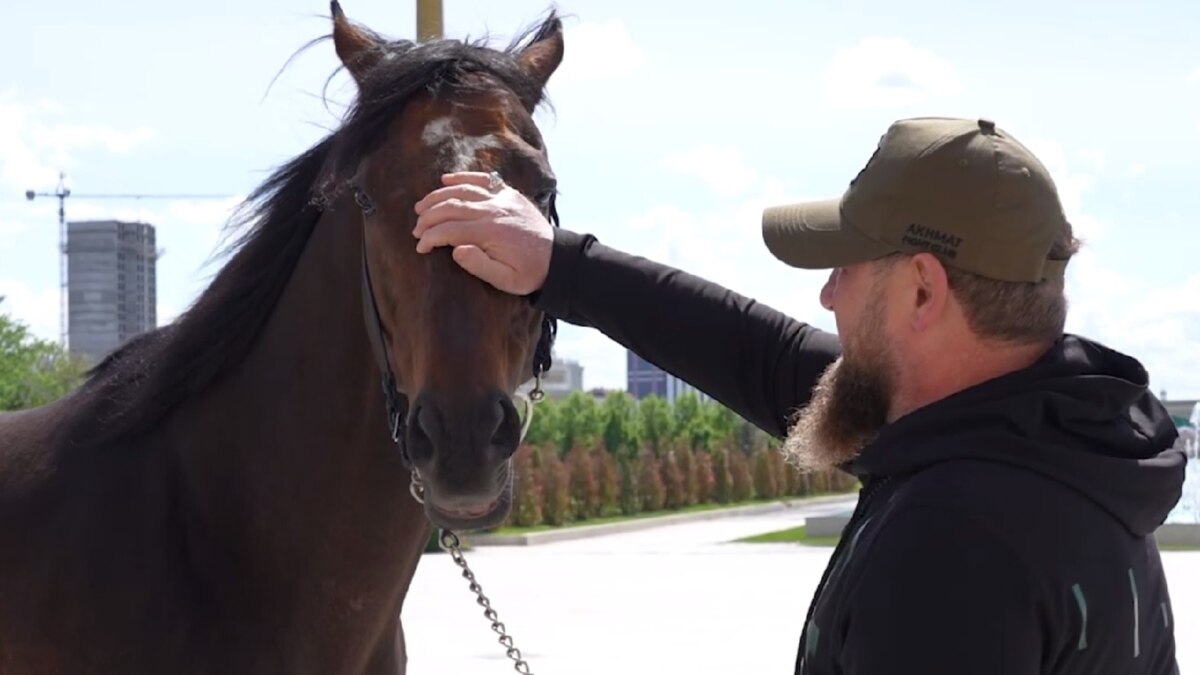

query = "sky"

[2,0,1198,399]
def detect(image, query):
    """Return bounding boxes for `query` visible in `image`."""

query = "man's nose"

[819,268,840,311]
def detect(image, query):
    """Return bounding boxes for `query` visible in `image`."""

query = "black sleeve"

[840,506,1044,674]
[529,228,842,439]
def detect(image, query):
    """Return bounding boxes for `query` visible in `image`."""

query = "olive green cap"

[761,117,1070,283]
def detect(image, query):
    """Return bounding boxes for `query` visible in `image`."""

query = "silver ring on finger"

[487,171,504,193]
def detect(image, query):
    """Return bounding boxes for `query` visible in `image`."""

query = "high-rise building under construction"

[66,220,157,364]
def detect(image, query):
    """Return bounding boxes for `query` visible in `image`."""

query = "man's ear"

[908,253,951,332]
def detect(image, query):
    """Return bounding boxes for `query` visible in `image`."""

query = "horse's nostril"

[488,399,506,445]
[489,392,521,457]
[417,405,438,440]
[406,401,437,463]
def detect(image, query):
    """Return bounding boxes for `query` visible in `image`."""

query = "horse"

[0,3,565,673]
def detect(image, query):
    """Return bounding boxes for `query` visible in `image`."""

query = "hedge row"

[502,439,858,529]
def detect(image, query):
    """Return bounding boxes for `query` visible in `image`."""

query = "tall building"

[626,350,710,404]
[66,220,158,364]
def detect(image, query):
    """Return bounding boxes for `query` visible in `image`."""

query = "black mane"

[76,11,561,442]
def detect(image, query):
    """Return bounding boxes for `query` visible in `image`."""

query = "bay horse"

[0,3,564,673]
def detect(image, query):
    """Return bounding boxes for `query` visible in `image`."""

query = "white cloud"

[1076,148,1106,171]
[553,19,644,84]
[0,280,59,343]
[0,97,61,190]
[0,91,156,193]
[0,199,52,249]
[1021,136,1102,241]
[1065,255,1200,399]
[660,145,761,198]
[0,220,28,241]
[157,301,180,327]
[1186,67,1200,83]
[166,196,242,227]
[1127,163,1146,177]
[822,37,962,108]
[29,123,156,155]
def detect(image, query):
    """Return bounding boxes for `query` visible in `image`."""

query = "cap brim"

[761,198,895,269]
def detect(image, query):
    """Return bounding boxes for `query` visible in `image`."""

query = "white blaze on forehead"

[421,116,504,171]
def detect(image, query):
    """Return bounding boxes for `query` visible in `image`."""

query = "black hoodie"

[529,229,1186,675]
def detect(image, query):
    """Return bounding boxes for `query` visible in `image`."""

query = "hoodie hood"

[850,334,1187,536]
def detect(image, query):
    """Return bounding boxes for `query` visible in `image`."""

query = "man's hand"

[412,172,554,296]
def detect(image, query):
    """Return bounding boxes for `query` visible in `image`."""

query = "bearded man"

[410,116,1185,675]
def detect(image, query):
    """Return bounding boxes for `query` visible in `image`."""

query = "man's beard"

[781,300,895,473]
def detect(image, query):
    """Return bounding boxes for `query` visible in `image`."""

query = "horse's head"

[324,2,563,531]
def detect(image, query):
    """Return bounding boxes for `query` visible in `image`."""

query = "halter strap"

[355,184,412,468]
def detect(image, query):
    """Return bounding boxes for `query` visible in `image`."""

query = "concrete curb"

[805,511,854,538]
[461,493,859,547]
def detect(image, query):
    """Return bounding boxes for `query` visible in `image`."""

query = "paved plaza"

[400,497,1198,674]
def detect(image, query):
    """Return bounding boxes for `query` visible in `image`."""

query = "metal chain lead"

[439,529,535,675]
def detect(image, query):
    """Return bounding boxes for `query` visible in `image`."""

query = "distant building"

[66,220,158,364]
[517,348,584,400]
[1161,394,1199,429]
[587,387,620,401]
[626,350,710,404]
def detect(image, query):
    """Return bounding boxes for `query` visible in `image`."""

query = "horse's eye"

[535,188,556,207]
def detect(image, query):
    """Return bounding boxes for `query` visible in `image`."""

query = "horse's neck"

[169,198,428,643]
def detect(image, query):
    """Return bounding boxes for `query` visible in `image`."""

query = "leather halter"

[352,181,559,471]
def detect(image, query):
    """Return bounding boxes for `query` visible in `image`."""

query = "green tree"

[672,391,703,439]
[600,390,640,460]
[556,390,603,455]
[706,401,742,442]
[523,394,560,447]
[671,392,723,451]
[637,395,673,455]
[0,300,89,411]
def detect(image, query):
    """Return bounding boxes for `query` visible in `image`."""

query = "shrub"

[660,449,687,510]
[618,456,641,516]
[669,441,698,506]
[810,468,830,494]
[637,451,666,512]
[565,444,599,520]
[831,469,860,493]
[509,444,543,527]
[711,447,733,504]
[594,446,622,517]
[780,460,804,497]
[728,449,754,502]
[540,451,571,526]
[693,450,716,504]
[752,448,779,501]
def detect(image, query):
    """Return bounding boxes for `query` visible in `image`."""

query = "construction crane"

[24,171,233,348]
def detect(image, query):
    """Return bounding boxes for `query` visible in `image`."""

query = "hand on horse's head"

[413,171,553,296]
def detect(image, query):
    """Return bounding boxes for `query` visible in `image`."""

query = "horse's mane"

[75,11,561,443]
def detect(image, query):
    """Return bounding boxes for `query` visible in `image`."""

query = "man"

[411,116,1185,674]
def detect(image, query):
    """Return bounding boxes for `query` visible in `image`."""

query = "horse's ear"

[331,1,382,84]
[516,16,565,89]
